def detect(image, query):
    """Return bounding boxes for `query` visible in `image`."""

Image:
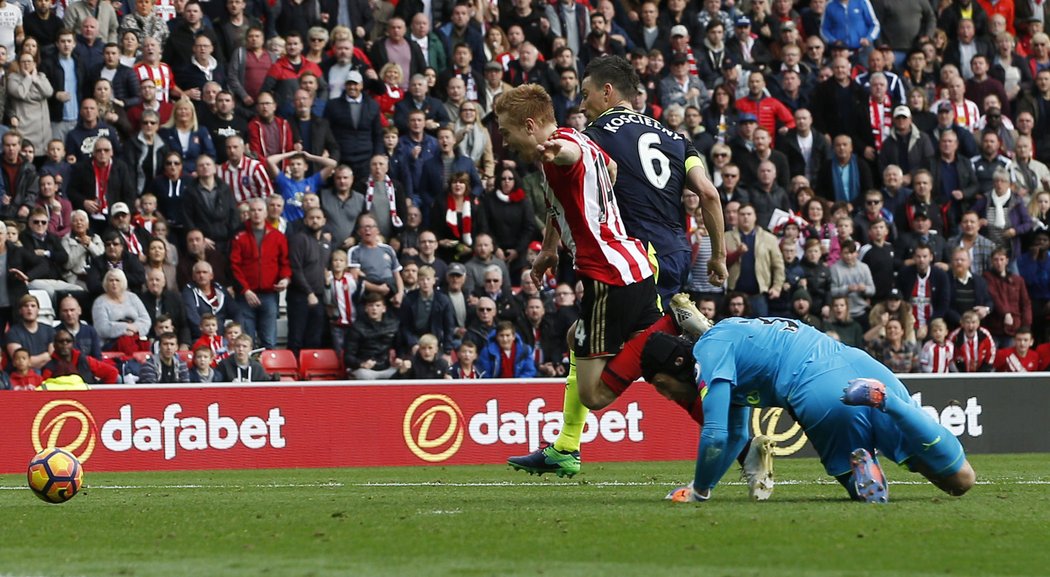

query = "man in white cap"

[878,105,935,185]
[107,201,150,261]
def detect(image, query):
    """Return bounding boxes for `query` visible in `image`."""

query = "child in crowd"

[188,346,217,383]
[326,249,358,358]
[920,319,954,373]
[398,334,451,379]
[192,314,228,366]
[216,334,274,382]
[40,139,73,195]
[478,321,536,378]
[450,340,485,379]
[134,193,160,233]
[949,311,997,372]
[9,348,43,390]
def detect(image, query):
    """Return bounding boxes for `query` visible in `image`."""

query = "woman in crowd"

[802,197,839,261]
[371,63,405,124]
[866,289,917,345]
[120,30,141,67]
[702,84,737,143]
[94,78,133,142]
[454,101,494,183]
[91,269,152,354]
[866,318,921,373]
[144,238,178,293]
[150,219,179,266]
[484,25,509,63]
[431,172,483,263]
[481,166,534,279]
[304,26,329,65]
[61,210,105,289]
[6,51,52,158]
[906,88,937,135]
[159,97,216,176]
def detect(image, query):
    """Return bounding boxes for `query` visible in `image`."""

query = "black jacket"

[324,94,383,172]
[344,313,399,370]
[776,128,829,181]
[68,159,136,216]
[85,251,146,296]
[398,289,456,354]
[2,241,49,302]
[289,115,340,160]
[19,231,68,280]
[40,53,88,122]
[288,230,329,298]
[182,178,241,247]
[140,288,192,344]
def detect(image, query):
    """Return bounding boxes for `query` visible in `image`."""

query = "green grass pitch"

[1,454,1049,577]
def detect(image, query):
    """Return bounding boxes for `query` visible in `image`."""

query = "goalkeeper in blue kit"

[641,318,976,503]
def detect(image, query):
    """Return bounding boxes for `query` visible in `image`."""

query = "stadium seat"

[30,290,54,325]
[298,349,344,380]
[260,349,299,380]
[101,351,127,362]
[176,351,193,366]
[131,352,153,365]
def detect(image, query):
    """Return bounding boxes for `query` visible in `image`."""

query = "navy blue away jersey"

[584,106,691,257]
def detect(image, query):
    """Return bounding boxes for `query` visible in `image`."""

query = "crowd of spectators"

[1,0,1050,387]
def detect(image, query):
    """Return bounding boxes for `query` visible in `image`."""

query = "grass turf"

[1,453,1049,577]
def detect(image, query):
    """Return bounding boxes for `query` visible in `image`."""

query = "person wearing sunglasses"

[41,327,120,385]
[69,137,136,235]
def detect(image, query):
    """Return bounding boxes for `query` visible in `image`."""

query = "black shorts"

[573,275,662,358]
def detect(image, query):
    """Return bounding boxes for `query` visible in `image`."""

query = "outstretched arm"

[538,137,582,166]
[692,379,744,496]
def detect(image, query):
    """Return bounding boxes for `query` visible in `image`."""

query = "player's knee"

[945,462,976,496]
[578,384,615,410]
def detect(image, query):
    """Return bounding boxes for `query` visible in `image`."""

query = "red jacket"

[229,222,291,294]
[42,349,120,384]
[982,270,1032,337]
[947,327,997,372]
[735,94,795,145]
[247,116,294,161]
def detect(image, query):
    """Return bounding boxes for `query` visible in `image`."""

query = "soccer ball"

[27,448,84,504]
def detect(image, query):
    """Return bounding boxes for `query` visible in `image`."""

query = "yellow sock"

[553,351,588,453]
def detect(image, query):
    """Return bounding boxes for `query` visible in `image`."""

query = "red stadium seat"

[101,351,127,362]
[131,352,153,365]
[176,351,193,365]
[298,349,344,380]
[260,350,299,380]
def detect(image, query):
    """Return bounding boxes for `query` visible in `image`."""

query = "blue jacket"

[821,0,880,50]
[478,332,536,379]
[159,126,217,175]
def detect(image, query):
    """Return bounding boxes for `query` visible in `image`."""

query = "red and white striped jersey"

[541,127,653,286]
[919,340,954,373]
[219,156,275,204]
[134,62,174,102]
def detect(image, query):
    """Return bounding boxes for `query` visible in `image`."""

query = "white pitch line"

[1,479,1048,491]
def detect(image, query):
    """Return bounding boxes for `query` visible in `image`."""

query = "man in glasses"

[68,137,135,234]
[21,207,85,302]
[41,328,120,384]
[85,229,146,297]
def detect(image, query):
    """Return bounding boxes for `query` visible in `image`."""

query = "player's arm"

[539,136,582,166]
[684,145,727,286]
[606,157,618,186]
[691,378,737,496]
[530,216,561,288]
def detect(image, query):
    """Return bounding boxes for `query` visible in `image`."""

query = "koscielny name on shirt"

[598,112,681,140]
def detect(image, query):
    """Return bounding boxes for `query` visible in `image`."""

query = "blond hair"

[493,84,555,128]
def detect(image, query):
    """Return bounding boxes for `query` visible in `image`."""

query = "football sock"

[554,351,587,453]
[882,393,966,476]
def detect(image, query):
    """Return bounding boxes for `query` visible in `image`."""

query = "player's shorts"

[788,347,962,478]
[573,275,662,359]
[648,246,691,312]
